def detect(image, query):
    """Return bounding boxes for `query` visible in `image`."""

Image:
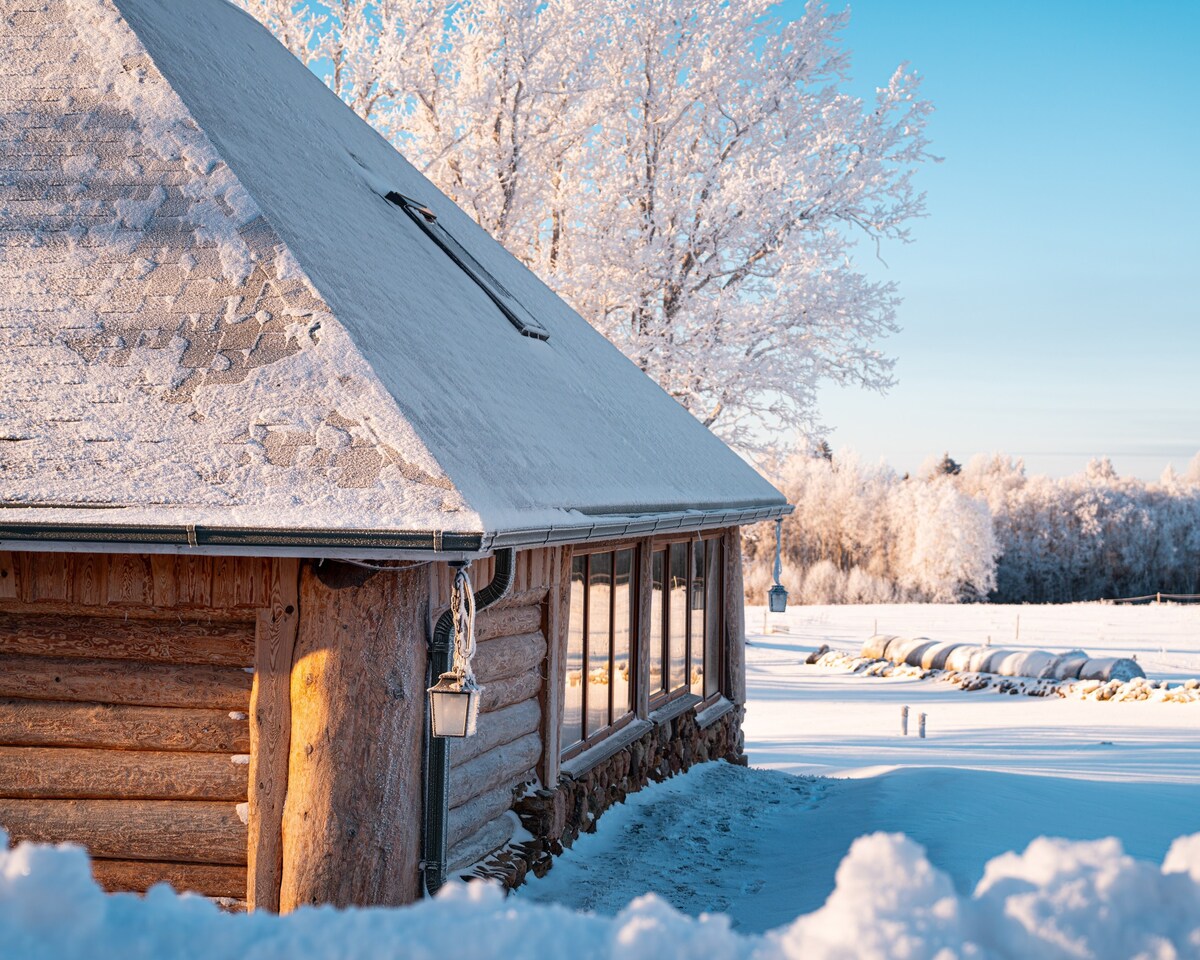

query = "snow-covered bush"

[801,560,847,606]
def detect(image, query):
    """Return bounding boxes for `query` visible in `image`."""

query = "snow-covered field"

[521,602,1200,934]
[3,602,1199,958]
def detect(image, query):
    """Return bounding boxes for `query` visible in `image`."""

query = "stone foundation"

[468,703,744,888]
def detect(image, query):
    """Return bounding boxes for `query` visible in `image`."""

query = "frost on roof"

[0,0,477,532]
[1,0,785,540]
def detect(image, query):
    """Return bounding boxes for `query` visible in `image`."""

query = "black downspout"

[422,547,515,895]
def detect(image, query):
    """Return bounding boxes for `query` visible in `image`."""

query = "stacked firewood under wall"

[0,552,271,909]
[436,548,562,872]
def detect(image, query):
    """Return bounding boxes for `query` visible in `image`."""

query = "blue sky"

[778,0,1200,479]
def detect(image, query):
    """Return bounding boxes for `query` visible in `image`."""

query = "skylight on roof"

[385,192,550,342]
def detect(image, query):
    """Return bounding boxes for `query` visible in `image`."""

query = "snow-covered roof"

[0,0,786,553]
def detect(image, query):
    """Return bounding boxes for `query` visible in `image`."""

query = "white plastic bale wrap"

[862,637,1146,683]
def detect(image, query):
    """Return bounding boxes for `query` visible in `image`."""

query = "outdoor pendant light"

[768,517,789,613]
[428,566,483,738]
[428,671,480,738]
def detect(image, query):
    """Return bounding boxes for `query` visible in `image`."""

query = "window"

[385,192,550,341]
[562,547,636,757]
[649,536,723,706]
[565,534,727,762]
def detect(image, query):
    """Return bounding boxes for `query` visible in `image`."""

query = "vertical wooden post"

[635,539,653,719]
[723,527,747,705]
[247,557,299,912]
[278,561,428,911]
[538,547,570,789]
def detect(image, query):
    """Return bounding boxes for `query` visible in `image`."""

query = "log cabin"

[0,0,790,911]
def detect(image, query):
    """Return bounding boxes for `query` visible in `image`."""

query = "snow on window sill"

[694,696,734,729]
[560,719,653,780]
[648,692,702,726]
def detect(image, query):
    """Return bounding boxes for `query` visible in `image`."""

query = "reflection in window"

[669,544,688,692]
[563,537,726,759]
[705,539,722,698]
[648,537,723,707]
[564,556,586,749]
[690,539,706,696]
[649,550,665,698]
[587,552,612,737]
[613,549,633,719]
[562,548,635,756]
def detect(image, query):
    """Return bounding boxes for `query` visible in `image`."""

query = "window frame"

[560,542,639,763]
[561,533,728,764]
[647,534,725,712]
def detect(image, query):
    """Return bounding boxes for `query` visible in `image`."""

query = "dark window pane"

[613,549,634,718]
[705,539,722,698]
[650,550,665,696]
[587,552,612,736]
[564,555,586,749]
[669,543,688,692]
[691,540,706,696]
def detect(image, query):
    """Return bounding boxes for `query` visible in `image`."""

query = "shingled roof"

[0,0,787,554]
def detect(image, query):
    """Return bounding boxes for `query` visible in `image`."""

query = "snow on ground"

[2,602,1200,956]
[4,824,1200,959]
[521,602,1200,934]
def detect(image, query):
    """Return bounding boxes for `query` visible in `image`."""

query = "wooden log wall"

[0,550,281,907]
[432,548,562,872]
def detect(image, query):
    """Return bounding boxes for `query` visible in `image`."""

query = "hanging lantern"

[768,583,789,613]
[428,566,483,738]
[428,671,480,738]
[768,516,789,613]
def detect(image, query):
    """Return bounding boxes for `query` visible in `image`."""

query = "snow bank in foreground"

[3,831,1199,960]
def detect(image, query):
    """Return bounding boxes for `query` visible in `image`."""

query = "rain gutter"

[0,502,791,559]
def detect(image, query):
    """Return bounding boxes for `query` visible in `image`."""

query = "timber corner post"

[247,557,301,912]
[277,560,429,911]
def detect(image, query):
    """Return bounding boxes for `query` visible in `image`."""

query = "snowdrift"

[3,829,1199,960]
[862,634,1145,682]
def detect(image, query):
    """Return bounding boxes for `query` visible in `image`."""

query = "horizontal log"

[476,604,542,642]
[447,781,520,849]
[0,698,250,753]
[92,859,246,899]
[0,799,247,865]
[0,654,252,710]
[478,670,541,715]
[450,698,541,770]
[431,586,548,620]
[0,747,248,801]
[485,587,549,612]
[449,731,540,809]
[0,613,255,667]
[448,812,518,873]
[0,599,256,624]
[473,631,547,685]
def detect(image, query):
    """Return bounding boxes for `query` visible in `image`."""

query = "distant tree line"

[744,451,1200,605]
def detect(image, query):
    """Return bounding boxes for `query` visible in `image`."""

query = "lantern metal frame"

[427,671,480,739]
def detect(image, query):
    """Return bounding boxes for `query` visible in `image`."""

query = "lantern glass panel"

[429,682,478,738]
[768,584,788,614]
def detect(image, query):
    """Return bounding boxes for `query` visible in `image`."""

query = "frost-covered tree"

[237,0,935,450]
[744,449,1200,605]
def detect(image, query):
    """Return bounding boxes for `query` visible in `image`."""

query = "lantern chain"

[450,566,480,691]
